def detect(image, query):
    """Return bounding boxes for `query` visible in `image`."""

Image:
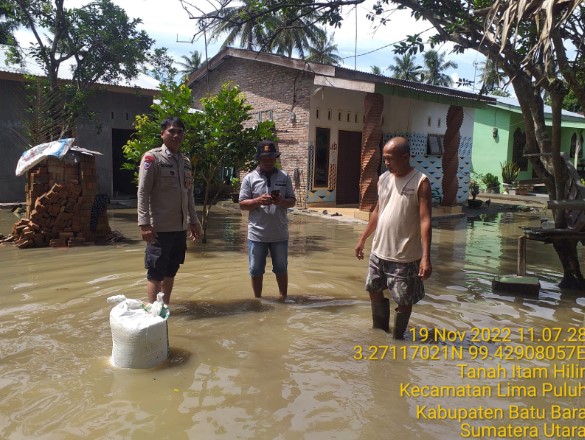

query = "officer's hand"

[189,223,202,241]
[140,225,157,244]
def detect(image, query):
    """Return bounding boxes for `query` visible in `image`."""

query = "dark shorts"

[365,254,425,306]
[145,231,187,281]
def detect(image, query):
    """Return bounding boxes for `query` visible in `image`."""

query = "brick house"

[188,48,495,210]
[0,68,158,203]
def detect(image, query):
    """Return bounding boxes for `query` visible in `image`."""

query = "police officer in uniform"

[137,116,202,304]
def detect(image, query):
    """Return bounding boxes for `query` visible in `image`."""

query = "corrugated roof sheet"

[0,47,159,91]
[188,47,495,104]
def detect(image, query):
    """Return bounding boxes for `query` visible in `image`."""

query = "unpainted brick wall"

[191,58,312,206]
[11,153,110,248]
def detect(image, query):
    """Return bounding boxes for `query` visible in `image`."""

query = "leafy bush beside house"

[230,177,240,190]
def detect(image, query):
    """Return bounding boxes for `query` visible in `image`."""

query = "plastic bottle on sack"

[150,292,165,317]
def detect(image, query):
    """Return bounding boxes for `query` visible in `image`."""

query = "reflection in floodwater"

[0,206,584,439]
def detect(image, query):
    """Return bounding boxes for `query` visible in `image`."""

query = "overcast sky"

[13,0,487,91]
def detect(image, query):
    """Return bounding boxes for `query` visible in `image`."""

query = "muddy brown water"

[1,205,584,439]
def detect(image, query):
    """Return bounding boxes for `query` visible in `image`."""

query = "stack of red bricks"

[10,153,110,248]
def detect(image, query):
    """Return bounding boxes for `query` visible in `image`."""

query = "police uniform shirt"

[137,144,199,232]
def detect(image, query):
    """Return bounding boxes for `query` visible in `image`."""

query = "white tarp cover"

[15,138,75,176]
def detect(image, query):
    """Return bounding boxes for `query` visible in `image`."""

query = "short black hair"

[160,116,185,131]
[258,140,275,149]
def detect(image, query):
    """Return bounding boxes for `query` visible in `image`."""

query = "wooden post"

[517,236,526,276]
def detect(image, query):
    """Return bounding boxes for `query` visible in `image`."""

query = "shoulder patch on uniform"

[143,154,155,170]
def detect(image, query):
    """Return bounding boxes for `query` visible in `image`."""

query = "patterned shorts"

[365,254,425,306]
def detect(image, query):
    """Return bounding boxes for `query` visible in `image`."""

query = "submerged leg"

[370,291,390,333]
[393,304,412,339]
[275,272,288,300]
[251,275,263,298]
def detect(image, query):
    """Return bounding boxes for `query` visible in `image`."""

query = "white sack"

[109,300,169,369]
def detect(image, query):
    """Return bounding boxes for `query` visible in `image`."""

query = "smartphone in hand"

[271,189,280,199]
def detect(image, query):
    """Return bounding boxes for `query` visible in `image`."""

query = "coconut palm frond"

[486,0,581,67]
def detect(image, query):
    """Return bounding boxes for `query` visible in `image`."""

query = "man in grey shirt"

[239,141,296,300]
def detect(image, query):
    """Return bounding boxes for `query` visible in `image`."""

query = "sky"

[12,0,488,92]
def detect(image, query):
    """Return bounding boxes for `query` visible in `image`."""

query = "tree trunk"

[511,73,584,291]
[553,239,585,289]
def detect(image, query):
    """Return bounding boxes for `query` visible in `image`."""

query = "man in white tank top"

[354,137,432,338]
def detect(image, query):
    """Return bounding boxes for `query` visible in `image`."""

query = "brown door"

[336,130,362,204]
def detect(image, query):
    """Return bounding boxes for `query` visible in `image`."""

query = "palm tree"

[305,32,342,66]
[269,12,325,59]
[421,50,458,87]
[478,58,507,94]
[177,50,203,78]
[388,54,422,81]
[371,66,382,75]
[206,1,322,58]
[207,1,271,51]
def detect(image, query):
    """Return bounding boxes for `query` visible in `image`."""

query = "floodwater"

[1,204,585,440]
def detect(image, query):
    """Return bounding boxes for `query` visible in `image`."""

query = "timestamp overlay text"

[353,326,585,438]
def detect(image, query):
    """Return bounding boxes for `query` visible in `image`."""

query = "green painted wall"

[471,107,511,190]
[561,126,583,166]
[473,107,585,186]
[509,112,533,181]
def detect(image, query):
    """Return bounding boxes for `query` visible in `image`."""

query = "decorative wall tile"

[307,133,474,205]
[307,189,336,203]
[383,132,473,203]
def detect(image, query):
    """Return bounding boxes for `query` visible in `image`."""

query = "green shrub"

[482,172,500,190]
[501,161,520,185]
[469,179,480,199]
[230,177,240,190]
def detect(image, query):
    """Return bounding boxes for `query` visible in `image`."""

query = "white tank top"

[371,169,427,262]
